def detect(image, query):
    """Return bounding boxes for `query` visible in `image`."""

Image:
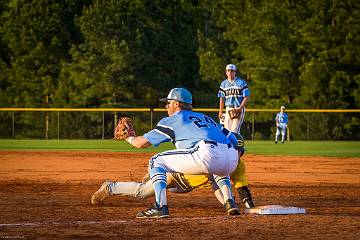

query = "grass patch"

[245,141,360,157]
[0,139,359,157]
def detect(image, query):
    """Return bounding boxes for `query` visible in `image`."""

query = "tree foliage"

[0,0,359,139]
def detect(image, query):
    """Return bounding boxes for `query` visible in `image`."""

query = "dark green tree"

[56,0,200,108]
[297,0,360,109]
[1,0,87,107]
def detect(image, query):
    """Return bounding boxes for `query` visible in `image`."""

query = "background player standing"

[119,88,241,218]
[218,63,255,209]
[275,106,288,144]
[218,64,249,135]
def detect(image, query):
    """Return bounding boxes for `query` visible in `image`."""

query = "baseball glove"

[113,117,136,140]
[228,109,240,119]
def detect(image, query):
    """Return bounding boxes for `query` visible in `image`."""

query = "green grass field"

[0,140,359,157]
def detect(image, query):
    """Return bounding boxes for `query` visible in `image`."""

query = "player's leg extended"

[230,159,255,208]
[91,180,149,204]
[91,180,113,205]
[110,180,155,200]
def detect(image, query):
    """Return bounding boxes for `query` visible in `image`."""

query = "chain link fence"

[0,108,359,140]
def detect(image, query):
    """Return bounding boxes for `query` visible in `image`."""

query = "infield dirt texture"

[1,151,359,239]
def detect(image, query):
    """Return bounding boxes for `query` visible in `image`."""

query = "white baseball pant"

[224,107,245,134]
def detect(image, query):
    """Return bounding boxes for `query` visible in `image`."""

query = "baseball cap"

[160,88,193,104]
[226,64,237,71]
[281,106,286,109]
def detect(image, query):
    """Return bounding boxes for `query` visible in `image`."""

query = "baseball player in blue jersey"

[218,64,250,135]
[112,88,240,218]
[275,106,288,144]
[218,64,255,209]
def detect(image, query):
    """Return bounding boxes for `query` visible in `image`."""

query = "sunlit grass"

[0,140,359,157]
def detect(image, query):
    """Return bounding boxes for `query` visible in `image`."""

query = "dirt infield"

[1,151,359,239]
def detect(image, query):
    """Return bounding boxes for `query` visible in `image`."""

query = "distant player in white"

[218,64,250,135]
[275,106,288,144]
[119,88,240,218]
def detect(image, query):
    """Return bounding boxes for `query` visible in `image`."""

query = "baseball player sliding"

[95,88,242,219]
[91,151,255,208]
[218,64,255,209]
[91,173,230,207]
[275,106,288,144]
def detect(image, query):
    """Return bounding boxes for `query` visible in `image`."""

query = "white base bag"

[244,205,306,215]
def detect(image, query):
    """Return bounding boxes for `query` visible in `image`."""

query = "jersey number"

[189,116,217,128]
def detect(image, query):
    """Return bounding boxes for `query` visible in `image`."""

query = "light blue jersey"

[218,77,250,107]
[144,110,237,149]
[276,112,288,124]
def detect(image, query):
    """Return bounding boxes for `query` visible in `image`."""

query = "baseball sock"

[150,167,167,207]
[214,175,233,201]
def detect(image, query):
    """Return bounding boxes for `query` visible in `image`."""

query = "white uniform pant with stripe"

[224,107,245,134]
[149,140,238,177]
[276,124,287,142]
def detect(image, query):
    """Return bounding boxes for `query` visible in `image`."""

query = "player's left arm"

[129,119,174,148]
[128,136,152,148]
[220,125,238,148]
[238,96,249,111]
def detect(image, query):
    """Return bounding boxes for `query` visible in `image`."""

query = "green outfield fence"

[0,108,359,141]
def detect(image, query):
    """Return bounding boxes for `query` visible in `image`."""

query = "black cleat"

[224,199,240,215]
[136,203,170,218]
[243,197,255,209]
[275,141,278,144]
[237,186,255,209]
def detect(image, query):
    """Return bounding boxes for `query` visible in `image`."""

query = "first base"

[244,205,306,215]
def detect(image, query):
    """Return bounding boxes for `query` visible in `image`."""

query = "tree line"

[0,0,359,139]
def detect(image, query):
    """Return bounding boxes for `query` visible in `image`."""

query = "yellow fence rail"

[1,108,359,112]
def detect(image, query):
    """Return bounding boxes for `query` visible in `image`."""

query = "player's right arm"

[218,97,224,120]
[218,81,226,120]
